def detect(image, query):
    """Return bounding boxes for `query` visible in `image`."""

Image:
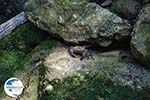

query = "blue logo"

[4,77,24,98]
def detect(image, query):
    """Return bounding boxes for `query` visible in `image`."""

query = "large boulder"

[131,4,150,67]
[25,0,131,47]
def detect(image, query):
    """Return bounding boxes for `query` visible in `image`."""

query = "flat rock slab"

[43,46,150,89]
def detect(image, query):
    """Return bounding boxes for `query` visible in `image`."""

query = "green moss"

[0,22,48,53]
[0,39,58,94]
[41,74,150,100]
[0,50,25,92]
[33,40,58,52]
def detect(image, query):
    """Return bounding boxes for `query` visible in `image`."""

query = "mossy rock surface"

[0,22,48,53]
[0,50,25,93]
[0,39,60,99]
[25,0,131,47]
[0,22,49,92]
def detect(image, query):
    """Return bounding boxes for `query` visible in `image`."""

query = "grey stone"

[43,46,150,89]
[131,4,150,67]
[25,0,131,47]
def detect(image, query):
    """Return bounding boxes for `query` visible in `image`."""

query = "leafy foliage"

[41,74,150,100]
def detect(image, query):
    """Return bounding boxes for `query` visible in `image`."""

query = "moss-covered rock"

[131,4,150,67]
[0,22,48,53]
[25,0,131,47]
[0,21,50,96]
[0,39,60,99]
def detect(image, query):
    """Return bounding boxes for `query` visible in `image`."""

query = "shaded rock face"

[25,0,131,47]
[111,0,142,20]
[0,0,24,20]
[43,46,150,89]
[131,4,150,67]
[138,0,150,4]
[87,0,111,6]
[143,0,150,4]
[88,0,106,4]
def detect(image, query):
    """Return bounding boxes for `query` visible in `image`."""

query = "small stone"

[80,75,85,81]
[45,84,54,92]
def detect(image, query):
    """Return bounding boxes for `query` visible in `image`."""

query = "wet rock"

[43,46,150,89]
[131,4,150,67]
[111,0,142,19]
[25,0,131,47]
